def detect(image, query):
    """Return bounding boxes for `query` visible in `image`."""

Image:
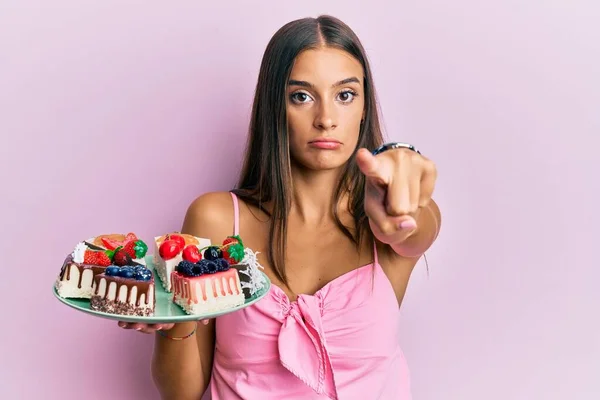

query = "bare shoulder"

[181,191,235,244]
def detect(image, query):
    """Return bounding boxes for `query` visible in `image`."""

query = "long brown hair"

[232,15,384,287]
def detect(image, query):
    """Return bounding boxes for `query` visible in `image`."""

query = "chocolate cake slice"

[90,265,155,316]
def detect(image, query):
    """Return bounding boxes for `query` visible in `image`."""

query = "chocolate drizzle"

[92,274,154,307]
[83,241,104,251]
[59,255,107,289]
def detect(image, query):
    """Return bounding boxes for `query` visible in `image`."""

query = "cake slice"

[169,235,262,315]
[217,235,268,299]
[171,258,244,315]
[153,233,211,292]
[91,233,148,266]
[55,243,111,299]
[55,233,149,299]
[90,265,155,316]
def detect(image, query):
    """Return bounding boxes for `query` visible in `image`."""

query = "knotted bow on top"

[278,294,338,400]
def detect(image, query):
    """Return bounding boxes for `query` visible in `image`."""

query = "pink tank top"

[208,192,412,399]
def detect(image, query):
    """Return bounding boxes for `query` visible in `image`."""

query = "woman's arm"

[389,199,441,258]
[151,192,235,399]
[152,320,213,400]
[356,146,441,260]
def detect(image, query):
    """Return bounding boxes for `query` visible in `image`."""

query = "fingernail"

[399,220,417,230]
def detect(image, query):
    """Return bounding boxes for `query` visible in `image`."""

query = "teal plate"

[53,254,271,324]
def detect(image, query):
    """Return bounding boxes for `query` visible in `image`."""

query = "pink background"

[1,1,599,399]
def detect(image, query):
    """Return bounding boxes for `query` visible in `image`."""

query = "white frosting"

[132,257,146,266]
[55,264,95,298]
[237,248,267,296]
[173,277,244,314]
[71,242,87,263]
[92,277,154,310]
[172,268,244,315]
[174,292,245,314]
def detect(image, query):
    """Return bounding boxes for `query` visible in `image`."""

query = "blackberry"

[204,246,222,261]
[216,258,230,272]
[176,260,195,276]
[189,264,204,277]
[204,260,219,274]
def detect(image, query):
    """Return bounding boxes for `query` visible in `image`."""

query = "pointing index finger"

[356,148,390,186]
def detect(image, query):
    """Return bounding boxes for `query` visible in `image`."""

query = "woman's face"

[286,47,365,171]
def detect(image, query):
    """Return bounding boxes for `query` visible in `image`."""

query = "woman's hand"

[356,146,437,246]
[117,320,210,334]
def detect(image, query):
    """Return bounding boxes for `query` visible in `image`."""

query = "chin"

[296,152,351,171]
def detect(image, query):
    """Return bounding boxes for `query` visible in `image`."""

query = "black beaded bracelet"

[372,142,421,156]
[156,324,197,341]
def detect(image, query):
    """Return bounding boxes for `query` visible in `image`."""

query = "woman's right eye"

[290,92,312,104]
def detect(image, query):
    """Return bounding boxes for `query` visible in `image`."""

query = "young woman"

[119,15,441,400]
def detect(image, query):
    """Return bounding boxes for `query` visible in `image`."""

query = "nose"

[314,100,337,130]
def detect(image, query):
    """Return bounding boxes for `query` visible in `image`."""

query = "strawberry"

[222,237,239,247]
[84,250,111,266]
[113,249,132,266]
[222,235,245,263]
[96,252,112,267]
[123,241,137,258]
[221,248,237,265]
[224,255,237,265]
[101,237,121,250]
[223,235,244,247]
[84,250,99,265]
[125,232,138,243]
[133,240,148,259]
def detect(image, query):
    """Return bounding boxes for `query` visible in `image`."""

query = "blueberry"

[119,266,135,279]
[106,266,120,276]
[134,268,152,281]
[204,246,222,261]
[216,258,230,272]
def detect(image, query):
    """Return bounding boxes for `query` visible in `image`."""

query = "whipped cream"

[238,248,267,296]
[71,242,87,263]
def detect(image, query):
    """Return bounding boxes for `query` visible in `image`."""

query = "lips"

[309,138,341,144]
[308,138,342,150]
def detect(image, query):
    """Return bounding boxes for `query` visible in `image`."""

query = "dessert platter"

[53,232,271,323]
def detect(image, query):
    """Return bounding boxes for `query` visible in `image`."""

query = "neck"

[289,164,347,225]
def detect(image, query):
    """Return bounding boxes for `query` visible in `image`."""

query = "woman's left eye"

[337,90,357,103]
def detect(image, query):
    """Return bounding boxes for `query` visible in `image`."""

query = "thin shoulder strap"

[229,192,240,236]
[373,240,379,265]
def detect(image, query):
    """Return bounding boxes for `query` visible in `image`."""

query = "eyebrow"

[288,76,361,88]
